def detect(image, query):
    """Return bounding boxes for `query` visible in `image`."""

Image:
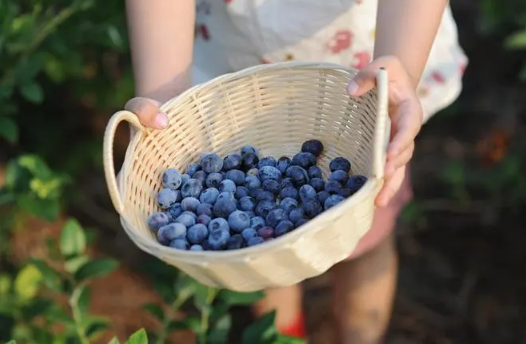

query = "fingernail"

[347,80,359,95]
[155,113,168,128]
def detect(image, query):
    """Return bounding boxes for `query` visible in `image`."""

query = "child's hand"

[347,56,423,207]
[124,97,169,130]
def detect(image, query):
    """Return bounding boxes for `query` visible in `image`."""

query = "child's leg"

[252,284,306,338]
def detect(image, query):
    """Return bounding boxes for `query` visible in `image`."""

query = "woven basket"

[103,62,389,292]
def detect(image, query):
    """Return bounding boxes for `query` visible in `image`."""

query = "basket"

[103,61,389,292]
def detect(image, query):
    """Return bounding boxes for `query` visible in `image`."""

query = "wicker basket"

[103,61,389,292]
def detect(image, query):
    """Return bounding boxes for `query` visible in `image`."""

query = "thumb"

[347,65,379,97]
[124,97,168,129]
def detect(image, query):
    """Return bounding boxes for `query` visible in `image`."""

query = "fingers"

[387,96,423,158]
[384,143,414,178]
[347,56,404,96]
[124,97,168,129]
[376,165,406,207]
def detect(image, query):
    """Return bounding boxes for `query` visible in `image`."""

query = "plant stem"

[69,285,90,344]
[198,288,217,344]
[155,288,193,344]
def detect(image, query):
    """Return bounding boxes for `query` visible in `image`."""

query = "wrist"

[135,67,192,103]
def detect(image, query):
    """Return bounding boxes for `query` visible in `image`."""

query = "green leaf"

[6,340,17,344]
[19,82,43,103]
[219,290,265,306]
[0,117,18,143]
[505,30,526,50]
[16,194,60,221]
[64,255,90,273]
[124,329,148,344]
[167,320,190,331]
[107,337,120,344]
[241,311,278,344]
[21,297,53,320]
[208,314,232,344]
[185,317,201,333]
[60,218,86,257]
[74,258,119,282]
[14,264,42,301]
[85,317,110,339]
[30,259,62,291]
[0,274,12,295]
[142,303,164,321]
[77,285,91,315]
[276,334,308,344]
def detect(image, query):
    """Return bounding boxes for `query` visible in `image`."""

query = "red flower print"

[356,0,363,3]
[431,71,445,84]
[225,0,232,3]
[459,62,467,75]
[260,58,270,64]
[327,30,353,54]
[198,24,210,41]
[351,51,371,69]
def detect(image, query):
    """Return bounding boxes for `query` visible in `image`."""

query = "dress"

[191,0,467,257]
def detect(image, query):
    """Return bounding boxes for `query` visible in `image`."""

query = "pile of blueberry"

[147,140,367,252]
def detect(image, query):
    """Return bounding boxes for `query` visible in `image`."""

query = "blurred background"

[1,1,526,343]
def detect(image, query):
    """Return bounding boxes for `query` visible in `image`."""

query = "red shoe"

[278,311,307,339]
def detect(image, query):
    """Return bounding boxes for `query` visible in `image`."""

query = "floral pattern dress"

[192,0,468,123]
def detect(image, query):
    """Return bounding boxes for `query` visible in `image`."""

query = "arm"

[374,0,448,88]
[125,0,195,102]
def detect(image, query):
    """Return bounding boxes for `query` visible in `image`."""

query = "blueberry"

[226,234,244,250]
[239,196,256,212]
[338,188,354,198]
[329,170,349,185]
[308,166,323,179]
[223,153,242,171]
[255,200,276,218]
[181,211,197,219]
[181,174,191,185]
[158,223,187,245]
[289,208,305,224]
[207,229,230,250]
[310,178,325,192]
[280,187,299,201]
[259,166,282,182]
[148,212,170,232]
[299,184,317,202]
[193,170,207,187]
[301,139,324,157]
[245,175,261,189]
[250,216,266,230]
[200,187,219,204]
[329,157,351,173]
[246,168,260,177]
[266,208,287,228]
[181,179,203,198]
[346,175,368,191]
[317,191,330,205]
[217,191,235,203]
[168,203,183,219]
[205,172,223,189]
[325,180,342,194]
[245,210,256,218]
[295,218,309,228]
[275,220,294,237]
[213,197,237,218]
[241,145,259,156]
[286,166,309,187]
[162,168,182,190]
[197,214,212,226]
[201,153,224,173]
[324,195,345,210]
[255,189,275,202]
[157,188,178,209]
[187,224,209,244]
[277,157,292,174]
[228,210,251,232]
[181,197,200,212]
[175,213,196,228]
[242,227,258,241]
[280,178,294,189]
[258,226,274,239]
[225,169,246,186]
[241,152,259,171]
[169,239,189,250]
[302,198,322,218]
[196,203,213,217]
[258,156,277,168]
[208,218,230,232]
[262,179,280,195]
[280,197,299,214]
[291,152,317,169]
[247,236,265,246]
[190,244,204,251]
[235,186,250,199]
[185,163,201,177]
[219,179,237,193]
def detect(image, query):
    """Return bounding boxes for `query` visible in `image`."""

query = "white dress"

[192,0,468,123]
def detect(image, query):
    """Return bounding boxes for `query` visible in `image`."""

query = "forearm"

[125,0,195,102]
[374,0,448,88]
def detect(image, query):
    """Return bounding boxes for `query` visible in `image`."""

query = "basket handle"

[372,68,389,180]
[103,110,144,215]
